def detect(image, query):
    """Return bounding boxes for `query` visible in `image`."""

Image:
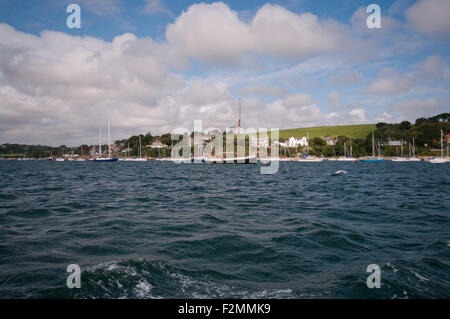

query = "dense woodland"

[1,113,449,158]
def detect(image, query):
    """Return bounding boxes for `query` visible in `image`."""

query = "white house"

[149,139,167,149]
[287,136,308,147]
[322,136,337,146]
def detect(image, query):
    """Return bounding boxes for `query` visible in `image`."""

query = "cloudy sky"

[0,0,449,146]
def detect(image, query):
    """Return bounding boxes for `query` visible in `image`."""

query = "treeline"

[1,113,449,158]
[304,113,449,157]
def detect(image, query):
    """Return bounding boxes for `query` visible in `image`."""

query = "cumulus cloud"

[0,23,232,145]
[405,0,450,39]
[166,2,362,64]
[325,108,369,125]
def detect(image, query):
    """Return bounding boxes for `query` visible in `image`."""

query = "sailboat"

[124,136,147,161]
[55,147,65,161]
[360,131,384,162]
[94,121,118,162]
[392,138,421,162]
[391,139,408,162]
[75,145,86,161]
[337,140,356,161]
[428,130,448,163]
[204,98,257,164]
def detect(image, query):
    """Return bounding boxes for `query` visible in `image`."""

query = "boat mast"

[401,139,404,157]
[99,128,102,157]
[108,120,111,158]
[441,129,444,158]
[238,98,241,136]
[350,140,353,158]
[344,142,347,157]
[307,131,309,155]
[372,131,375,157]
[139,135,142,158]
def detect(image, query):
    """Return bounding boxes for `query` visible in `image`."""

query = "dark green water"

[0,160,449,298]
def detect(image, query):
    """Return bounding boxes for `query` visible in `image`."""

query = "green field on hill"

[278,124,376,140]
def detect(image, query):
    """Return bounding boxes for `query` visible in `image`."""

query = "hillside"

[278,124,376,140]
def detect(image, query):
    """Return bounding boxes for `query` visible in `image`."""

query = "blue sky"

[0,0,449,145]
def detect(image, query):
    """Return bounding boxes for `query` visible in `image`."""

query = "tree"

[399,121,411,131]
[312,137,325,146]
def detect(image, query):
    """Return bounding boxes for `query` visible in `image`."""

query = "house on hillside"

[149,139,167,149]
[287,136,308,147]
[322,136,337,146]
[386,137,402,146]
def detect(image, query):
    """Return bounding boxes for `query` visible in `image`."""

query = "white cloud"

[405,0,450,39]
[325,108,369,125]
[144,0,173,16]
[166,2,363,64]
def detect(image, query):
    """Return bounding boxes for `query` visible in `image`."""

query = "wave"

[71,258,295,299]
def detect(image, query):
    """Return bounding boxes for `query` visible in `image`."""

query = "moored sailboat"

[123,136,147,161]
[94,121,118,162]
[428,130,448,163]
[360,131,384,162]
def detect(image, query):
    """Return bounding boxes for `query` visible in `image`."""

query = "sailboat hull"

[360,159,384,162]
[204,155,257,164]
[94,158,118,162]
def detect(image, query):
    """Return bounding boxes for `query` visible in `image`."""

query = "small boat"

[55,158,65,162]
[428,157,447,164]
[295,155,324,162]
[94,157,118,162]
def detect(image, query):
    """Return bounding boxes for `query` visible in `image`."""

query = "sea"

[0,160,449,298]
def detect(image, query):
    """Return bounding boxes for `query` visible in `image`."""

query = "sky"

[0,0,449,146]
